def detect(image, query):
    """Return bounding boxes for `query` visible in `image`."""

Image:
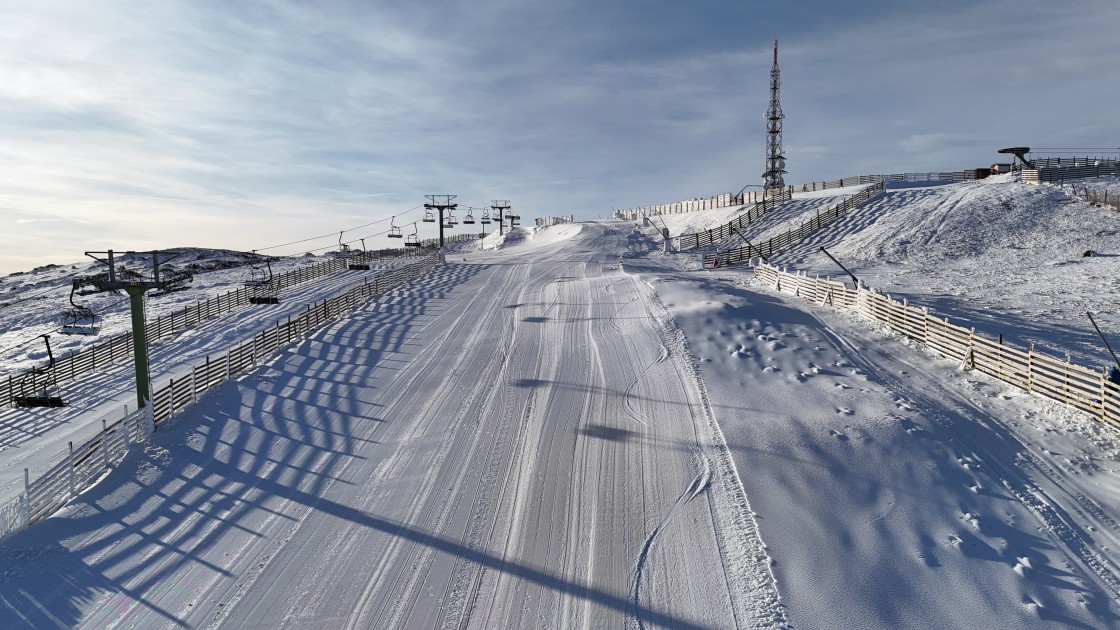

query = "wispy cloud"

[1,0,1117,272]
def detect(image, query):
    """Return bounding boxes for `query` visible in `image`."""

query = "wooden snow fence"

[0,253,441,541]
[677,188,793,251]
[756,262,1120,431]
[704,181,885,268]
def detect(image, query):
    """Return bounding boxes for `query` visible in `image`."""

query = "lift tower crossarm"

[83,249,182,409]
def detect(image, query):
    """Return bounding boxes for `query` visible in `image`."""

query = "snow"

[1,175,1120,628]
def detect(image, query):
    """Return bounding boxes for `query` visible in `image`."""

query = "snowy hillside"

[1,180,1120,629]
[666,175,1120,368]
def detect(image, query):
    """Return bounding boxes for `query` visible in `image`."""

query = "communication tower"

[762,40,786,193]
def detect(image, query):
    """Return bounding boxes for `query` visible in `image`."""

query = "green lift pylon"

[85,250,182,409]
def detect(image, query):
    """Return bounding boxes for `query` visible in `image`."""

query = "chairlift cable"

[252,205,424,253]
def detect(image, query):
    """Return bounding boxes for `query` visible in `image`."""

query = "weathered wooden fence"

[753,263,1120,430]
[704,181,885,267]
[1068,184,1120,212]
[0,253,441,541]
[677,189,794,251]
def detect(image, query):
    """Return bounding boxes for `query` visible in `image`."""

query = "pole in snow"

[819,247,858,288]
[1088,311,1120,371]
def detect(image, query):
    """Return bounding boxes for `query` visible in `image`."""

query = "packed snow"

[1,174,1120,628]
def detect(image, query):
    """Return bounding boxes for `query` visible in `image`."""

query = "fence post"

[101,419,110,467]
[1103,369,1109,422]
[998,334,1004,381]
[1027,344,1034,392]
[1065,354,1071,400]
[68,442,76,497]
[23,469,31,522]
[966,328,976,368]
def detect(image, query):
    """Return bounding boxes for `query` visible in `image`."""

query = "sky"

[2,0,1118,275]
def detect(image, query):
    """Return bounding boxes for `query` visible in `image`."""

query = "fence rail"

[704,181,885,267]
[752,263,1120,432]
[0,253,442,541]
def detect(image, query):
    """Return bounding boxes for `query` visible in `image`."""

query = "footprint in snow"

[836,407,854,416]
[829,429,849,441]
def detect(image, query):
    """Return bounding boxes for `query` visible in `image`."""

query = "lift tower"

[424,195,458,254]
[491,200,512,236]
[84,250,182,409]
[762,39,786,194]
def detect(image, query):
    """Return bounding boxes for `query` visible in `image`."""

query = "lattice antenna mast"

[762,39,786,193]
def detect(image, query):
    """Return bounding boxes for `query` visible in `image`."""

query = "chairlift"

[349,238,371,270]
[443,213,457,228]
[14,335,66,408]
[388,216,403,239]
[405,224,421,248]
[423,208,437,222]
[463,208,476,225]
[480,208,492,224]
[151,268,193,296]
[245,258,280,305]
[337,231,352,257]
[60,282,101,336]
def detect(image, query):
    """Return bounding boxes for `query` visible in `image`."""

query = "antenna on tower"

[762,39,786,193]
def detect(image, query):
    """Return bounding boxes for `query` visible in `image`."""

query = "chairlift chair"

[388,216,403,239]
[443,213,457,228]
[423,208,437,222]
[480,208,492,224]
[405,224,421,248]
[349,238,371,270]
[245,259,280,305]
[463,208,476,225]
[60,282,101,336]
[13,335,66,408]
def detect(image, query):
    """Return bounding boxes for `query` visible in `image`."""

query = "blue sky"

[2,0,1117,274]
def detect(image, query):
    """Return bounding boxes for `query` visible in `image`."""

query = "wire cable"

[253,205,424,253]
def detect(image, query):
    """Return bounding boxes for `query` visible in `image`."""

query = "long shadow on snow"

[0,262,487,628]
[0,259,715,629]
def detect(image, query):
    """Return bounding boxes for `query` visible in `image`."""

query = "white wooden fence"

[753,263,1120,429]
[0,253,441,541]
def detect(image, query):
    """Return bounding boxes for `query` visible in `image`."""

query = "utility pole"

[84,250,183,409]
[762,39,786,194]
[424,195,458,256]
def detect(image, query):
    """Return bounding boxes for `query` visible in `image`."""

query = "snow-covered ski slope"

[2,175,1120,628]
[0,223,784,628]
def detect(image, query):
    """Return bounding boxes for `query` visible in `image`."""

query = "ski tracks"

[633,275,791,628]
[629,450,712,629]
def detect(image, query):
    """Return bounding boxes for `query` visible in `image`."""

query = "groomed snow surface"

[2,176,1120,628]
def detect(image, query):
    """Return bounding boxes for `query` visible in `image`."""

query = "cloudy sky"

[2,0,1117,274]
